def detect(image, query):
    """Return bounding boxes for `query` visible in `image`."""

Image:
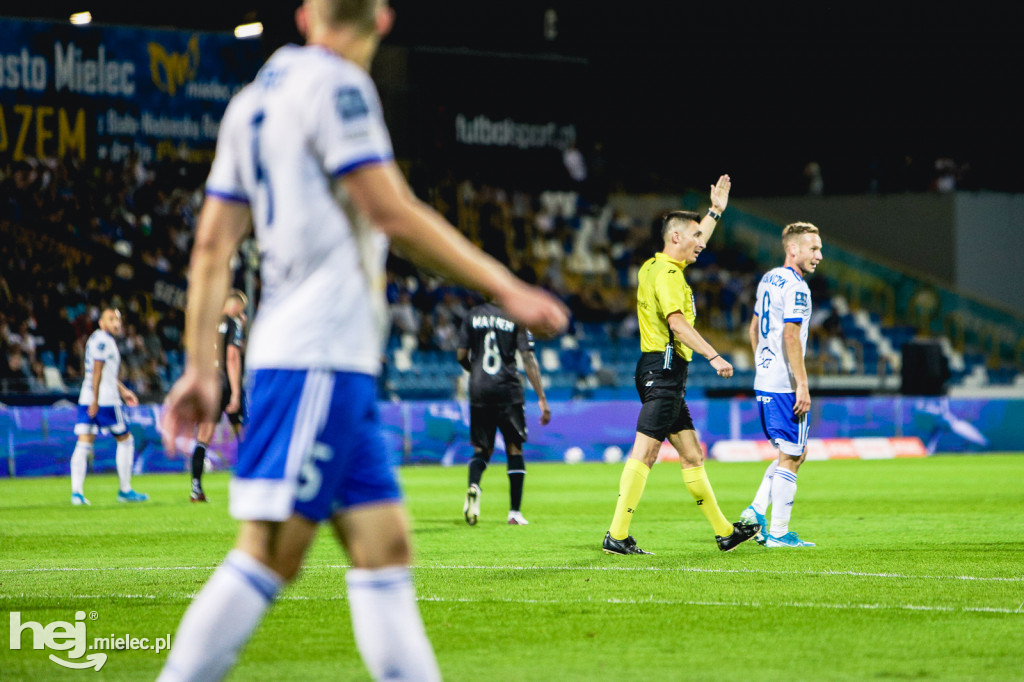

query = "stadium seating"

[3,155,1019,402]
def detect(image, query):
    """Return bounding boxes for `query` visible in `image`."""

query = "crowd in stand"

[386,174,846,370]
[1,152,197,399]
[1,149,855,401]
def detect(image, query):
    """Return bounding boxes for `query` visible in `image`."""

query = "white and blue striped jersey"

[205,45,394,375]
[752,266,812,393]
[78,329,122,406]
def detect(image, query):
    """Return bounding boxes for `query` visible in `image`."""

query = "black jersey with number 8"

[457,302,534,406]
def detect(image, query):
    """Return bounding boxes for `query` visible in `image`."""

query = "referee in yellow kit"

[602,174,761,555]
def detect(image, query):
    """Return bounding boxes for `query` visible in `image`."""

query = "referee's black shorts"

[470,402,527,458]
[634,351,694,441]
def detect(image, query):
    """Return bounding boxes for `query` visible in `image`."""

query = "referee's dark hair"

[661,210,702,239]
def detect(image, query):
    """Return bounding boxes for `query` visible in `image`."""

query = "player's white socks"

[751,460,777,515]
[158,550,282,682]
[346,566,441,682]
[70,441,92,495]
[115,435,135,493]
[768,468,798,538]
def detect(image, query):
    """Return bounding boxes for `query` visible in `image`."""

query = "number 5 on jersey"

[296,442,334,502]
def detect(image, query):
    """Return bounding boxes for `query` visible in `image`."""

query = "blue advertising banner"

[0,17,261,165]
[3,398,1020,478]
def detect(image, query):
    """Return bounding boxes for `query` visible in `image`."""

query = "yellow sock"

[609,459,650,540]
[682,465,734,537]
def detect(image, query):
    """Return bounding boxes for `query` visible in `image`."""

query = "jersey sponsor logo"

[335,86,369,121]
[257,67,284,89]
[757,347,776,370]
[794,291,808,306]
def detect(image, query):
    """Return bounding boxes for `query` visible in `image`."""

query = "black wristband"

[707,209,722,221]
[708,354,720,362]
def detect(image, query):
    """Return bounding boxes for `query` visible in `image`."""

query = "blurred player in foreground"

[70,307,148,505]
[189,290,248,502]
[458,299,550,526]
[157,1,568,680]
[602,175,761,555]
[739,222,823,548]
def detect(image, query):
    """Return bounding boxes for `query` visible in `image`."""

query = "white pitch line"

[0,565,214,573]
[416,595,1024,615]
[2,563,1022,583]
[1,592,1021,616]
[419,564,1024,583]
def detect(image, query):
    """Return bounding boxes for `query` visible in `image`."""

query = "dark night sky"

[6,1,1023,193]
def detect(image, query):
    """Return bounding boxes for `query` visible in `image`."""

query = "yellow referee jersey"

[636,252,696,361]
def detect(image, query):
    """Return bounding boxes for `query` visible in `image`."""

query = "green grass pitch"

[2,454,1023,681]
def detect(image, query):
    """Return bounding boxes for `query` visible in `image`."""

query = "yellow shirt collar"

[655,251,688,269]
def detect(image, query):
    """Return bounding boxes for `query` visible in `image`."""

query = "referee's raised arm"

[698,173,731,244]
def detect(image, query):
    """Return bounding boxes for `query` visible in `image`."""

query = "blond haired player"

[739,222,823,548]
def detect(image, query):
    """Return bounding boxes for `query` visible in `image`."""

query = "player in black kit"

[457,301,550,525]
[190,290,248,502]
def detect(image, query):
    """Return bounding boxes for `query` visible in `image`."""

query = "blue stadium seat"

[580,321,608,339]
[988,367,1018,385]
[840,316,865,341]
[862,343,880,372]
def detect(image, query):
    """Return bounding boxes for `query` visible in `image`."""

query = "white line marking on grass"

[3,563,1022,584]
[0,565,213,573]
[1,594,159,599]
[415,564,1024,583]
[2,593,1021,615]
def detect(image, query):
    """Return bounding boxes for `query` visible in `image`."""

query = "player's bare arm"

[341,163,568,338]
[666,311,733,378]
[226,343,243,413]
[749,314,760,356]
[161,197,251,450]
[88,359,104,417]
[521,350,550,425]
[456,348,471,372]
[783,321,811,416]
[118,381,139,407]
[700,174,731,243]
